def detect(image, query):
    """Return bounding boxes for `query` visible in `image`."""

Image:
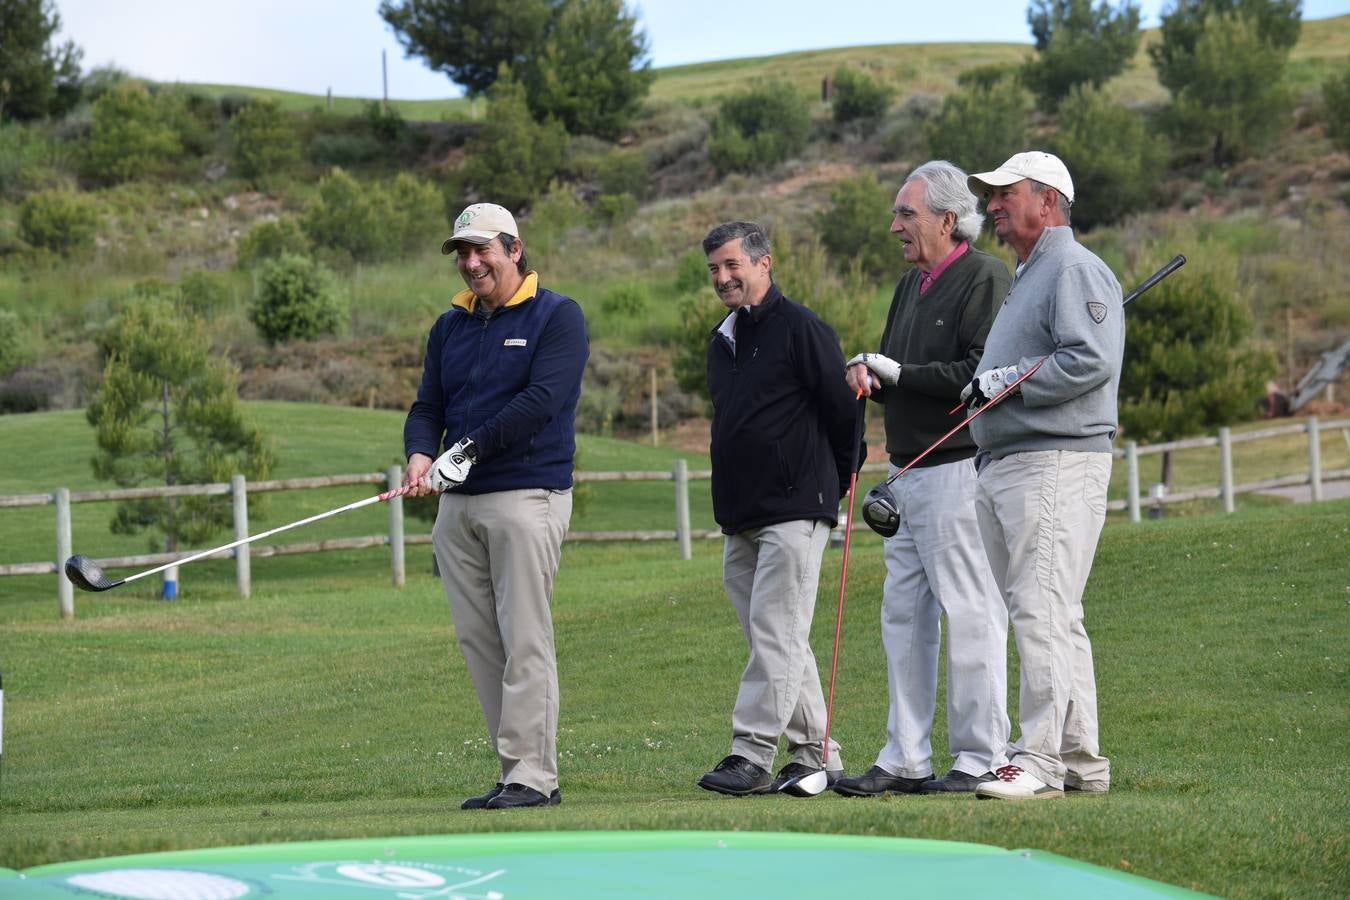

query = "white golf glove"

[961,365,1020,409]
[425,438,477,492]
[845,352,901,387]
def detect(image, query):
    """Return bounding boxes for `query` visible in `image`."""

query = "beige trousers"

[432,488,572,794]
[723,519,842,772]
[975,450,1112,790]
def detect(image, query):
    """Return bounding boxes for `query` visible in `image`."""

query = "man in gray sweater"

[963,151,1123,801]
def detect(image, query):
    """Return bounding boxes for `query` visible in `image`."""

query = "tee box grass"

[0,404,1346,898]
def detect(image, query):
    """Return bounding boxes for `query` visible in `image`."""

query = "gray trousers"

[432,488,572,795]
[876,458,1009,780]
[723,519,842,772]
[975,450,1112,790]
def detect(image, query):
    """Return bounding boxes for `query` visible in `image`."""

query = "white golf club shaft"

[117,485,414,586]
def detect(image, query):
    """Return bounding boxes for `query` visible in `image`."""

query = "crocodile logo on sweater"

[1087,301,1108,324]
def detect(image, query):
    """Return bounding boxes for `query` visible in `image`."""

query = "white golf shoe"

[975,764,1064,800]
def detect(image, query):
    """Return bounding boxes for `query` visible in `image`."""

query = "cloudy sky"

[54,0,1348,100]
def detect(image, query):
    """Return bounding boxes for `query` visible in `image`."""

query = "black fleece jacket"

[707,284,861,535]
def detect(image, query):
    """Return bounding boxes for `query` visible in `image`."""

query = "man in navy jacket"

[403,202,588,810]
[697,221,861,796]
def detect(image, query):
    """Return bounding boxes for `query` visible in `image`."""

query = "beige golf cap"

[441,203,520,254]
[969,151,1075,204]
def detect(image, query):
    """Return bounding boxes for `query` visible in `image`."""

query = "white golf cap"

[968,151,1075,204]
[441,203,519,254]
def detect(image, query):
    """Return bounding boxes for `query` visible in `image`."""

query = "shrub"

[18,188,97,255]
[250,254,342,344]
[307,132,384,167]
[593,147,649,199]
[592,191,637,225]
[674,248,709,294]
[0,309,26,376]
[816,173,906,281]
[386,172,447,256]
[707,81,811,175]
[926,75,1031,173]
[230,99,301,181]
[600,279,651,317]
[1324,66,1350,153]
[237,215,311,269]
[1047,85,1168,230]
[179,270,231,316]
[82,81,183,183]
[831,66,893,130]
[460,71,567,212]
[219,92,253,118]
[303,167,398,263]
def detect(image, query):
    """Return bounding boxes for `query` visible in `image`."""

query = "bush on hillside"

[156,85,221,158]
[600,280,650,317]
[460,70,567,212]
[307,133,385,167]
[231,98,301,182]
[0,309,26,377]
[82,81,183,183]
[237,216,312,269]
[250,254,342,344]
[926,74,1030,174]
[386,172,447,256]
[1048,85,1168,230]
[18,188,97,255]
[674,248,709,295]
[831,66,893,132]
[179,270,232,316]
[816,173,906,281]
[1323,66,1350,153]
[303,167,398,263]
[707,81,811,175]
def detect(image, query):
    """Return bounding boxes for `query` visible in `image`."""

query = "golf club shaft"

[945,253,1189,416]
[115,485,415,587]
[821,392,867,769]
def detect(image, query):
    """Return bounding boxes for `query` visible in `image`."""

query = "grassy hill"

[0,403,1345,897]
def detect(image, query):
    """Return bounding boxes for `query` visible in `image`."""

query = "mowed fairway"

[0,406,1346,897]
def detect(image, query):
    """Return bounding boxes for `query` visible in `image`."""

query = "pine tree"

[86,297,274,593]
[0,0,83,122]
[1022,0,1141,113]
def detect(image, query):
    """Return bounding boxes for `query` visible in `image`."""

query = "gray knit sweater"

[969,226,1124,459]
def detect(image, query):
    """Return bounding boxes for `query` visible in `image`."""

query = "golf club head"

[64,555,122,592]
[777,768,829,797]
[862,483,900,537]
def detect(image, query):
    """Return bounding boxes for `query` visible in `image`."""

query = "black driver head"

[862,483,901,538]
[64,555,121,592]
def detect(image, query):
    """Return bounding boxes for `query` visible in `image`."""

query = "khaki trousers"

[876,458,1009,780]
[432,488,572,794]
[723,519,842,772]
[975,450,1111,790]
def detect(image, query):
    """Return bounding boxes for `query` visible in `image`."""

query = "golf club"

[64,483,417,592]
[945,253,1187,416]
[778,392,867,797]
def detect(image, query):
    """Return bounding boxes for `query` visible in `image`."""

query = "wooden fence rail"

[2,417,1346,619]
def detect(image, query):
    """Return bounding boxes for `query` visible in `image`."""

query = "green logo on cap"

[456,211,474,228]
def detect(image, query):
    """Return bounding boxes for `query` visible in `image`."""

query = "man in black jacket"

[696,221,861,797]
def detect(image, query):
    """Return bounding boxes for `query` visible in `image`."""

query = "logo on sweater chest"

[934,318,944,327]
[504,338,528,347]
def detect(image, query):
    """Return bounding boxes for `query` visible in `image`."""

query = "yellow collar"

[451,271,539,313]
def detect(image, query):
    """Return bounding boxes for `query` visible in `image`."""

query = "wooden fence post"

[232,474,251,598]
[1219,427,1235,514]
[1307,416,1322,502]
[55,488,72,620]
[674,459,691,561]
[1126,442,1140,523]
[388,466,405,587]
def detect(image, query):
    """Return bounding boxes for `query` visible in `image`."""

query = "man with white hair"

[963,151,1123,800]
[838,160,1011,797]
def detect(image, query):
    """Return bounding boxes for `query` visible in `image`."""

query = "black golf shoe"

[485,783,562,809]
[832,765,931,797]
[461,783,505,810]
[770,762,842,793]
[919,770,997,794]
[697,754,773,796]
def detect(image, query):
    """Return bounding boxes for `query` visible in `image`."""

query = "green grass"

[178,83,469,121]
[1,407,1348,897]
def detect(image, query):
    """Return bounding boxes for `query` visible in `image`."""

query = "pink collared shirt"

[918,241,969,295]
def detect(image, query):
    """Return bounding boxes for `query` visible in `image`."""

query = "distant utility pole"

[382,50,389,112]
